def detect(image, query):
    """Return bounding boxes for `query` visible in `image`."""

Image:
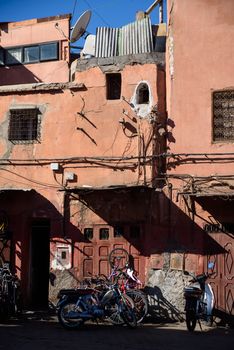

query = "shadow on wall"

[73,188,226,257]
[0,187,231,314]
[144,285,184,323]
[0,64,42,85]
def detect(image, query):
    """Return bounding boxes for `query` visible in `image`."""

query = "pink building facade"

[0,13,167,310]
[0,1,233,325]
[163,0,234,323]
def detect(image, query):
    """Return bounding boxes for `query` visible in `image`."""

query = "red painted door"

[206,232,234,318]
[78,224,145,284]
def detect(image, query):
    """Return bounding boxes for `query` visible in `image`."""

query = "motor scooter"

[183,262,215,331]
[56,278,137,329]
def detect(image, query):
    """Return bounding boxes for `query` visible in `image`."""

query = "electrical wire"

[81,0,111,26]
[72,0,78,19]
[0,168,61,190]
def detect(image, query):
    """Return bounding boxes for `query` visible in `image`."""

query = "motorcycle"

[0,263,22,322]
[56,278,137,329]
[183,262,215,331]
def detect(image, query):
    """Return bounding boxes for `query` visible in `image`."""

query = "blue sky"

[0,0,167,35]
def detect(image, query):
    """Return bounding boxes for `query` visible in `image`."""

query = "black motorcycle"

[183,263,215,331]
[0,264,22,322]
[57,279,137,329]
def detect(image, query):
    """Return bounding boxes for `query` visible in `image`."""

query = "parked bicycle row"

[0,248,216,332]
[56,248,215,331]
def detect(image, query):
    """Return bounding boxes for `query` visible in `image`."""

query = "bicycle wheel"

[109,248,129,270]
[126,290,148,323]
[106,294,134,325]
[58,301,85,329]
[185,310,197,331]
[120,295,137,328]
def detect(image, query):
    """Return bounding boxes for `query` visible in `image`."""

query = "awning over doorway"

[61,184,153,195]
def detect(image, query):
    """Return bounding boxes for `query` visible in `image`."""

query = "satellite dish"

[70,10,92,43]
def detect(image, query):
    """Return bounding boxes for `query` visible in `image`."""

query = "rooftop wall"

[0,15,71,85]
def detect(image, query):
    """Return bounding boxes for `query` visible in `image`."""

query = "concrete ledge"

[0,82,86,94]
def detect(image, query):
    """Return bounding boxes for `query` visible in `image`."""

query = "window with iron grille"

[213,90,234,142]
[8,108,40,143]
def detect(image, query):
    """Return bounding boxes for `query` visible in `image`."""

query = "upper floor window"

[8,108,41,143]
[40,43,58,61]
[5,47,23,65]
[1,42,59,66]
[106,73,121,100]
[213,90,234,142]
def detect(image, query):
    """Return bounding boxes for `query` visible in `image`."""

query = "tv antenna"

[70,10,92,43]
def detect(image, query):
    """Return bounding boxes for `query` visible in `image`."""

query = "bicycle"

[107,247,148,324]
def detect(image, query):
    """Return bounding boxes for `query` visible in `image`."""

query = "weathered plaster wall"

[145,0,234,317]
[0,56,166,306]
[167,0,234,168]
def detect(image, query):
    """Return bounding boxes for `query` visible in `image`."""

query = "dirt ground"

[0,312,233,350]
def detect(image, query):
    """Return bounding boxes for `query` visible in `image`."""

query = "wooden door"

[206,231,234,319]
[78,223,145,283]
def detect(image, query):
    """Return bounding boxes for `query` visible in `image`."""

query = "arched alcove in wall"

[131,81,153,118]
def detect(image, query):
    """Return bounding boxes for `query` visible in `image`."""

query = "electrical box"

[50,162,60,171]
[65,172,75,181]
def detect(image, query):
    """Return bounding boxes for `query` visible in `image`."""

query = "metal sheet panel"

[95,27,119,58]
[119,17,153,56]
[95,17,153,58]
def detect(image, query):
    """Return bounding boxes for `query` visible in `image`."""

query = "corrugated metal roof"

[95,27,119,58]
[119,17,153,56]
[95,17,153,58]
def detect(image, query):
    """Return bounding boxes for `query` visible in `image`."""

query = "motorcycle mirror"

[208,261,214,269]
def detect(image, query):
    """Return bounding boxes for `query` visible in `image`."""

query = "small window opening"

[99,228,109,240]
[137,83,149,104]
[114,226,124,238]
[8,108,40,143]
[61,251,67,260]
[84,228,93,240]
[106,73,121,100]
